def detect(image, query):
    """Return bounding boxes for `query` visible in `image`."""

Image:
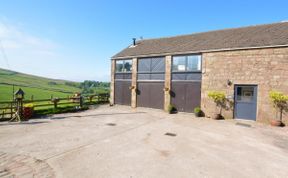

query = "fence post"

[80,96,83,108]
[52,98,59,109]
[89,96,93,103]
[10,102,13,119]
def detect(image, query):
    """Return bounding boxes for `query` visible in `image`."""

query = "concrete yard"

[0,105,288,178]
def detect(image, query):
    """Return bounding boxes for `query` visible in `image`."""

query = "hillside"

[0,68,109,101]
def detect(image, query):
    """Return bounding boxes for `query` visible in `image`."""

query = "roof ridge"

[138,21,288,42]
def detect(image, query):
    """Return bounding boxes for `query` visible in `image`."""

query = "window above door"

[115,59,132,73]
[172,55,201,72]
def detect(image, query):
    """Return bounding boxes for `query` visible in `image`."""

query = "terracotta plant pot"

[270,120,284,127]
[212,113,224,120]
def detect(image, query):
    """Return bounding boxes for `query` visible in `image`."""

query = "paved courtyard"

[0,105,288,178]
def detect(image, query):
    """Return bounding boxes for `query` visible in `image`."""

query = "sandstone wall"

[201,47,288,124]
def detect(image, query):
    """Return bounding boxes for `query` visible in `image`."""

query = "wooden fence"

[0,93,109,120]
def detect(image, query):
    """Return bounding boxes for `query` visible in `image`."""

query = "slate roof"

[112,22,288,59]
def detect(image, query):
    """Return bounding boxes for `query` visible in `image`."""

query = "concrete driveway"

[0,105,287,178]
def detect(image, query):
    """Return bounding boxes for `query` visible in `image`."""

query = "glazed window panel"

[123,60,132,72]
[116,60,124,72]
[172,56,186,72]
[187,55,201,71]
[172,55,201,72]
[138,58,151,72]
[115,59,132,73]
[151,57,165,72]
[137,57,165,81]
[236,86,254,102]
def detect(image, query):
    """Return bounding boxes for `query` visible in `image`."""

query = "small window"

[115,59,132,73]
[236,86,254,102]
[172,55,201,72]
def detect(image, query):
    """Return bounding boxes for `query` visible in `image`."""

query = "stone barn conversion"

[110,22,288,124]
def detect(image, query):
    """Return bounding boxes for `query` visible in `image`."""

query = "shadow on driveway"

[0,121,50,126]
[51,112,147,120]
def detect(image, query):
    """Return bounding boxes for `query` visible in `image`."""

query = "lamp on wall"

[129,86,136,90]
[227,79,233,86]
[163,87,170,92]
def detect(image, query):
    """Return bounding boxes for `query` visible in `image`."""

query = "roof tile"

[112,22,288,58]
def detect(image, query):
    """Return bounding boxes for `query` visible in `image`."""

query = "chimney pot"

[132,38,136,46]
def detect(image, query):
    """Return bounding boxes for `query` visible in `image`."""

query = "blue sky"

[0,0,287,82]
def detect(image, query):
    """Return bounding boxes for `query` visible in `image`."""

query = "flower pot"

[169,110,177,114]
[212,113,224,120]
[23,107,34,120]
[195,111,204,117]
[195,112,201,117]
[270,120,284,127]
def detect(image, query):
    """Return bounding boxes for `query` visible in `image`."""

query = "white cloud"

[0,18,58,59]
[0,18,109,82]
[0,19,57,50]
[0,18,64,79]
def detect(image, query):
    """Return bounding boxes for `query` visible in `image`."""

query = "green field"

[0,68,109,101]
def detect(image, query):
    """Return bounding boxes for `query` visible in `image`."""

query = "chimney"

[132,38,136,46]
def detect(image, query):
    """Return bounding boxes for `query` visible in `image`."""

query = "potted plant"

[269,91,288,127]
[194,107,204,117]
[207,91,226,120]
[168,104,177,114]
[23,103,34,121]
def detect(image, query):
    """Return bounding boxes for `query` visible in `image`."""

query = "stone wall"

[164,56,172,111]
[201,47,288,124]
[110,60,115,105]
[131,58,138,108]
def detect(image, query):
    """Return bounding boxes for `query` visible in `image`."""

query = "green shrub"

[194,107,201,113]
[168,104,176,114]
[207,91,226,115]
[208,91,226,103]
[34,105,89,116]
[269,91,288,121]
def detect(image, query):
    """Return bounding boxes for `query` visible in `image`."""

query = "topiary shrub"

[207,91,226,119]
[269,91,288,125]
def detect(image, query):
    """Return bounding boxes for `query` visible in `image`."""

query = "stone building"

[110,22,288,124]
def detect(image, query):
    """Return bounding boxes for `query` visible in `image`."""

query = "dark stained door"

[115,81,131,105]
[171,82,201,112]
[137,82,164,109]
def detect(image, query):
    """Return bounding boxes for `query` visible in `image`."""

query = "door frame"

[233,84,258,121]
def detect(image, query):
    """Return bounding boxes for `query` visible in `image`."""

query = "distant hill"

[0,68,81,101]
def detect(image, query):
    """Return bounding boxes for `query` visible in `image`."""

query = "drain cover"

[165,132,177,137]
[236,122,251,128]
[106,123,117,126]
